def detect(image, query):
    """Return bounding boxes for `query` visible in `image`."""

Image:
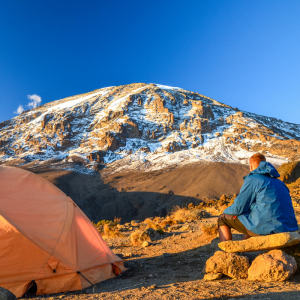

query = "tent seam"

[34,199,74,281]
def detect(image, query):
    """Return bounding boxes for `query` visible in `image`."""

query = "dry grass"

[204,206,222,216]
[170,205,206,221]
[130,229,153,246]
[171,205,189,221]
[102,224,125,238]
[201,223,219,237]
[144,218,159,230]
[130,230,142,246]
[159,216,178,228]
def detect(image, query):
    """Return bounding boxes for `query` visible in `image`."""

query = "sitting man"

[218,153,298,242]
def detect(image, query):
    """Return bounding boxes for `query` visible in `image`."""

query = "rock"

[142,241,150,247]
[188,203,195,209]
[181,224,191,231]
[169,224,182,231]
[117,224,124,230]
[186,209,210,220]
[140,228,161,242]
[131,220,140,227]
[203,251,250,279]
[219,232,300,253]
[204,273,223,281]
[248,250,297,282]
[124,253,133,258]
[0,288,16,300]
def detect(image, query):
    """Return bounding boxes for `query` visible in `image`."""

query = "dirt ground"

[21,213,300,300]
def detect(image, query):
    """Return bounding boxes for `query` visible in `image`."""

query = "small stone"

[219,232,300,253]
[150,284,157,289]
[204,273,223,281]
[181,225,191,231]
[203,251,249,279]
[142,241,150,247]
[149,274,153,277]
[124,253,133,258]
[248,250,297,282]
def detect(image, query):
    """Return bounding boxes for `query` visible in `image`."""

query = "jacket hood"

[245,161,280,179]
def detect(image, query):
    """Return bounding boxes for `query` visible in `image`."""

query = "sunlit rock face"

[1,83,300,173]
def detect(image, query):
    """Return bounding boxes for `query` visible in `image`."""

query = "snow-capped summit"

[1,83,300,173]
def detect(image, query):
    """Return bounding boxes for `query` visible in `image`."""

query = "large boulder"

[202,251,250,279]
[0,287,16,300]
[219,232,300,253]
[248,250,297,282]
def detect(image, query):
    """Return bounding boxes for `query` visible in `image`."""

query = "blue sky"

[0,0,299,124]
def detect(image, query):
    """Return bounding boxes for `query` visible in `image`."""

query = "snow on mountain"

[1,83,299,173]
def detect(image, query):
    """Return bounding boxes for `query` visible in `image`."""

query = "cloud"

[13,94,42,115]
[14,105,25,115]
[27,94,42,109]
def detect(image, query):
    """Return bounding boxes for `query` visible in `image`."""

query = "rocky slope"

[1,83,300,172]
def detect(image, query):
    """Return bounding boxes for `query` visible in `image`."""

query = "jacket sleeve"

[223,177,256,216]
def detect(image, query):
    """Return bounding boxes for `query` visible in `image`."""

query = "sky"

[0,0,300,124]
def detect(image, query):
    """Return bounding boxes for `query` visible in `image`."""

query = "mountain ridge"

[1,83,300,172]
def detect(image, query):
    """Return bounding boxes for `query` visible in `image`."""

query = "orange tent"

[0,166,125,298]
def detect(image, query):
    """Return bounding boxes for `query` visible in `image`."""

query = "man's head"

[249,153,266,171]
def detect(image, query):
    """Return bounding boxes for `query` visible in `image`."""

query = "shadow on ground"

[29,161,249,222]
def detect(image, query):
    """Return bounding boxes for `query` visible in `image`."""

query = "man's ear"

[250,164,253,171]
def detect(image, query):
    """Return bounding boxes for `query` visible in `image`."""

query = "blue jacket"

[224,161,298,235]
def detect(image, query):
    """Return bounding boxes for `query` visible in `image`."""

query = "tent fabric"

[0,166,125,298]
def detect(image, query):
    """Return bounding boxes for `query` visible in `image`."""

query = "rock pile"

[204,232,300,282]
[203,250,297,282]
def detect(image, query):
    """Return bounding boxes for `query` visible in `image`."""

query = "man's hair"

[249,153,266,167]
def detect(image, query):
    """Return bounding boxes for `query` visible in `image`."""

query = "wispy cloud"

[14,105,24,115]
[27,94,42,109]
[13,94,42,115]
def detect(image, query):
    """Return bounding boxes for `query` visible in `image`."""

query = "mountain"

[1,83,300,221]
[1,83,299,172]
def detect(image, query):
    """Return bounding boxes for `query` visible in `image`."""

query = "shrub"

[130,230,142,246]
[144,218,159,230]
[101,224,125,238]
[171,205,188,221]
